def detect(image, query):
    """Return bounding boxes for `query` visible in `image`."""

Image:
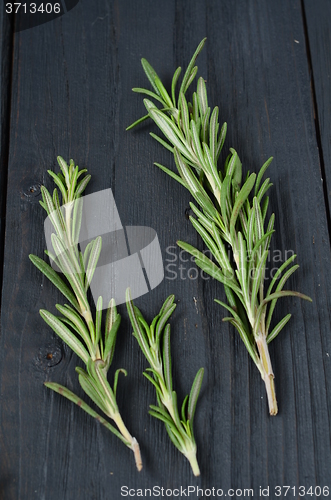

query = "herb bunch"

[30,157,142,470]
[128,38,312,415]
[126,289,204,475]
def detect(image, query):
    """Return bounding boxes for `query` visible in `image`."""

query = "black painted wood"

[0,6,13,304]
[0,1,330,498]
[303,0,331,224]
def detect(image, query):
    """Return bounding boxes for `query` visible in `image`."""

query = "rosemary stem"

[112,412,142,471]
[256,334,278,415]
[185,448,200,477]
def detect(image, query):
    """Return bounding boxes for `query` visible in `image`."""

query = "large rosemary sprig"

[126,289,204,476]
[30,157,142,470]
[127,39,312,415]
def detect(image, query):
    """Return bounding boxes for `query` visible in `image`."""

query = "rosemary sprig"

[30,157,142,470]
[126,289,204,476]
[127,39,312,415]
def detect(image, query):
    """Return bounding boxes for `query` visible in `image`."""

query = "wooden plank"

[0,6,13,302]
[303,0,331,222]
[204,0,331,492]
[0,0,330,498]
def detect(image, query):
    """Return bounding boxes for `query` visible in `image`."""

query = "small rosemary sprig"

[127,38,312,415]
[126,289,204,476]
[30,157,142,470]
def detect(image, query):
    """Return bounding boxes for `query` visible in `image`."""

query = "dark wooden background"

[0,1,331,498]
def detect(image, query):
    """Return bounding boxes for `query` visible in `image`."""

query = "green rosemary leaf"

[164,423,184,451]
[39,200,48,213]
[52,189,66,232]
[48,170,68,204]
[57,156,70,186]
[256,178,272,204]
[29,254,79,311]
[132,87,166,106]
[250,249,269,315]
[229,149,243,186]
[189,216,225,268]
[197,77,208,118]
[177,240,214,266]
[51,233,88,310]
[189,203,213,231]
[76,368,110,416]
[171,66,182,105]
[220,175,231,226]
[179,92,190,139]
[126,113,150,131]
[264,213,275,250]
[45,382,130,446]
[216,122,227,161]
[104,314,121,365]
[170,391,183,430]
[162,324,173,392]
[150,133,174,153]
[40,309,89,364]
[254,157,273,196]
[183,65,198,95]
[266,254,297,297]
[267,314,292,344]
[225,318,261,369]
[156,304,176,346]
[173,148,202,196]
[202,142,222,196]
[149,404,174,424]
[195,258,243,298]
[126,289,154,366]
[158,296,175,317]
[154,76,173,108]
[179,37,207,97]
[143,372,163,399]
[255,290,312,337]
[141,58,162,96]
[146,104,194,162]
[230,173,256,244]
[72,197,83,246]
[253,197,264,242]
[69,165,79,201]
[75,174,91,198]
[261,196,269,223]
[149,410,178,429]
[192,92,199,122]
[190,119,208,171]
[95,296,103,348]
[237,232,249,303]
[155,161,189,187]
[113,369,127,398]
[209,106,219,163]
[55,304,94,355]
[201,107,211,144]
[83,240,94,271]
[265,265,300,332]
[187,367,204,423]
[84,236,102,291]
[181,395,189,422]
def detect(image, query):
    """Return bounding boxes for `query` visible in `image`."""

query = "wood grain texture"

[0,5,13,302]
[0,0,330,498]
[303,0,331,222]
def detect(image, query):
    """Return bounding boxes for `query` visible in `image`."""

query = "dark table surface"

[1,1,331,499]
